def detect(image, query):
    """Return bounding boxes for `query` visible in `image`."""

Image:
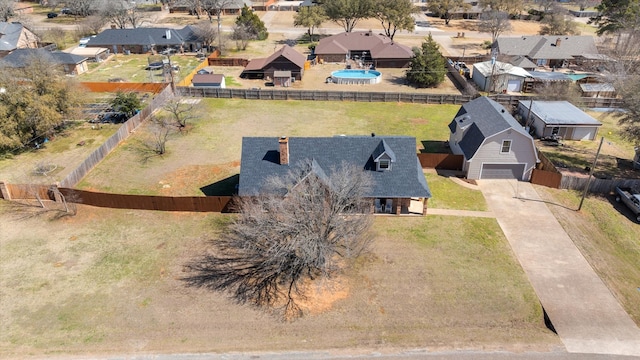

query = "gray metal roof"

[449,97,530,159]
[0,22,26,51]
[495,35,598,60]
[579,83,615,93]
[518,100,603,126]
[238,136,431,199]
[86,27,186,47]
[528,71,572,81]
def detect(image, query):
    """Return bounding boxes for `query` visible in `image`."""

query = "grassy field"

[77,99,460,195]
[538,111,639,179]
[0,203,558,357]
[77,54,202,83]
[535,186,640,325]
[425,172,488,211]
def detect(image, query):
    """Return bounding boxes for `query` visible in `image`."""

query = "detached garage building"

[449,97,539,180]
[472,60,531,93]
[517,100,602,140]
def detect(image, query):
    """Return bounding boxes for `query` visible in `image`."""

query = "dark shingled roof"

[1,48,87,67]
[449,97,530,159]
[0,22,27,51]
[495,35,599,60]
[86,27,186,47]
[244,45,306,71]
[238,136,431,199]
[315,31,412,59]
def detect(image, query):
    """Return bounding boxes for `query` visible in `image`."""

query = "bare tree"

[183,160,373,319]
[478,10,512,43]
[539,4,579,35]
[232,23,251,50]
[201,0,236,50]
[193,20,217,52]
[163,97,199,131]
[148,115,173,155]
[79,15,108,35]
[64,0,97,17]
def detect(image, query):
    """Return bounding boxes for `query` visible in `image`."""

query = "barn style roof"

[518,100,602,126]
[315,31,412,59]
[244,45,306,71]
[449,97,531,159]
[494,35,599,60]
[238,136,431,199]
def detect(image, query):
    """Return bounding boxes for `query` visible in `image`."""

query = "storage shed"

[192,73,226,88]
[517,100,602,140]
[472,60,531,93]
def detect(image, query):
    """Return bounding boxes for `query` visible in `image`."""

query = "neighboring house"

[85,26,200,54]
[64,46,110,62]
[517,100,602,141]
[170,0,251,14]
[0,22,39,58]
[492,35,599,68]
[192,73,226,88]
[1,48,88,75]
[448,97,539,181]
[238,135,432,215]
[240,45,306,81]
[315,31,413,68]
[472,60,531,92]
[252,0,278,10]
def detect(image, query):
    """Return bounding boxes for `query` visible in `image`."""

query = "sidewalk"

[478,180,640,357]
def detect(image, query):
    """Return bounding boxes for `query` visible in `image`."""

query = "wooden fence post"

[0,181,11,200]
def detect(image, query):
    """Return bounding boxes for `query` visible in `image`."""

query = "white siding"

[472,70,488,91]
[467,131,537,181]
[571,126,597,140]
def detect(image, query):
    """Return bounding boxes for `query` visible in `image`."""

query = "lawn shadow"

[200,174,239,196]
[420,140,450,153]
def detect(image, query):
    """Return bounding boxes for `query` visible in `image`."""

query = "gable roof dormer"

[372,139,396,171]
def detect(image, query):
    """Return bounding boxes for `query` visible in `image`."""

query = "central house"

[238,135,431,215]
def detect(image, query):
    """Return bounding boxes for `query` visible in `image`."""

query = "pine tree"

[405,34,446,88]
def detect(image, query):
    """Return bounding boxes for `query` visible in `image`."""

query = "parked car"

[615,186,640,223]
[47,12,58,18]
[98,112,128,124]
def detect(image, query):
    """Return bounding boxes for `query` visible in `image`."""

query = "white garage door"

[507,80,521,92]
[481,163,525,180]
[571,127,595,140]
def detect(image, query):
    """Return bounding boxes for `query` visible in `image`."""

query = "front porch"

[373,197,427,215]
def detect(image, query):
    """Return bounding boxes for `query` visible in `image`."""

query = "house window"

[378,159,390,171]
[501,140,512,154]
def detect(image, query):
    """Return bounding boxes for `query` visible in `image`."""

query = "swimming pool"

[330,69,382,85]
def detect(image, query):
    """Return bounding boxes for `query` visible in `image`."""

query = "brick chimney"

[279,136,289,165]
[555,38,561,47]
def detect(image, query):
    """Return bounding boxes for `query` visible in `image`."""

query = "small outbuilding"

[241,45,306,81]
[579,83,617,98]
[472,60,531,92]
[192,73,226,88]
[517,100,602,140]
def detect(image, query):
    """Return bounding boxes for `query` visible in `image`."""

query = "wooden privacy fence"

[176,59,210,87]
[418,153,464,170]
[81,82,168,94]
[58,188,233,212]
[208,58,249,67]
[177,87,476,104]
[530,169,562,188]
[58,83,175,188]
[0,183,51,200]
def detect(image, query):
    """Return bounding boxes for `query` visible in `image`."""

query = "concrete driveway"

[478,180,640,357]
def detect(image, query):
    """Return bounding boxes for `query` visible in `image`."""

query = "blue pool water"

[331,69,381,79]
[330,69,382,84]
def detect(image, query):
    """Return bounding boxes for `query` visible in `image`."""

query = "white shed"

[517,100,602,140]
[472,60,531,93]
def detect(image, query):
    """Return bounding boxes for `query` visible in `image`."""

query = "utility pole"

[578,136,604,211]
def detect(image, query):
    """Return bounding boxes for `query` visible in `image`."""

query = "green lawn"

[0,204,557,357]
[77,100,460,195]
[78,54,202,83]
[425,172,487,211]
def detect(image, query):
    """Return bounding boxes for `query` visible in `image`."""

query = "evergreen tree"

[235,5,268,40]
[405,34,446,88]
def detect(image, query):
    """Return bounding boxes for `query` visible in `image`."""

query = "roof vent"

[371,132,375,137]
[501,109,505,113]
[166,30,171,39]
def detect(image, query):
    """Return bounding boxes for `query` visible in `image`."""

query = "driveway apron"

[478,180,640,356]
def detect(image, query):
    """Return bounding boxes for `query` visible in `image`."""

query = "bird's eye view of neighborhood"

[1,0,640,359]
